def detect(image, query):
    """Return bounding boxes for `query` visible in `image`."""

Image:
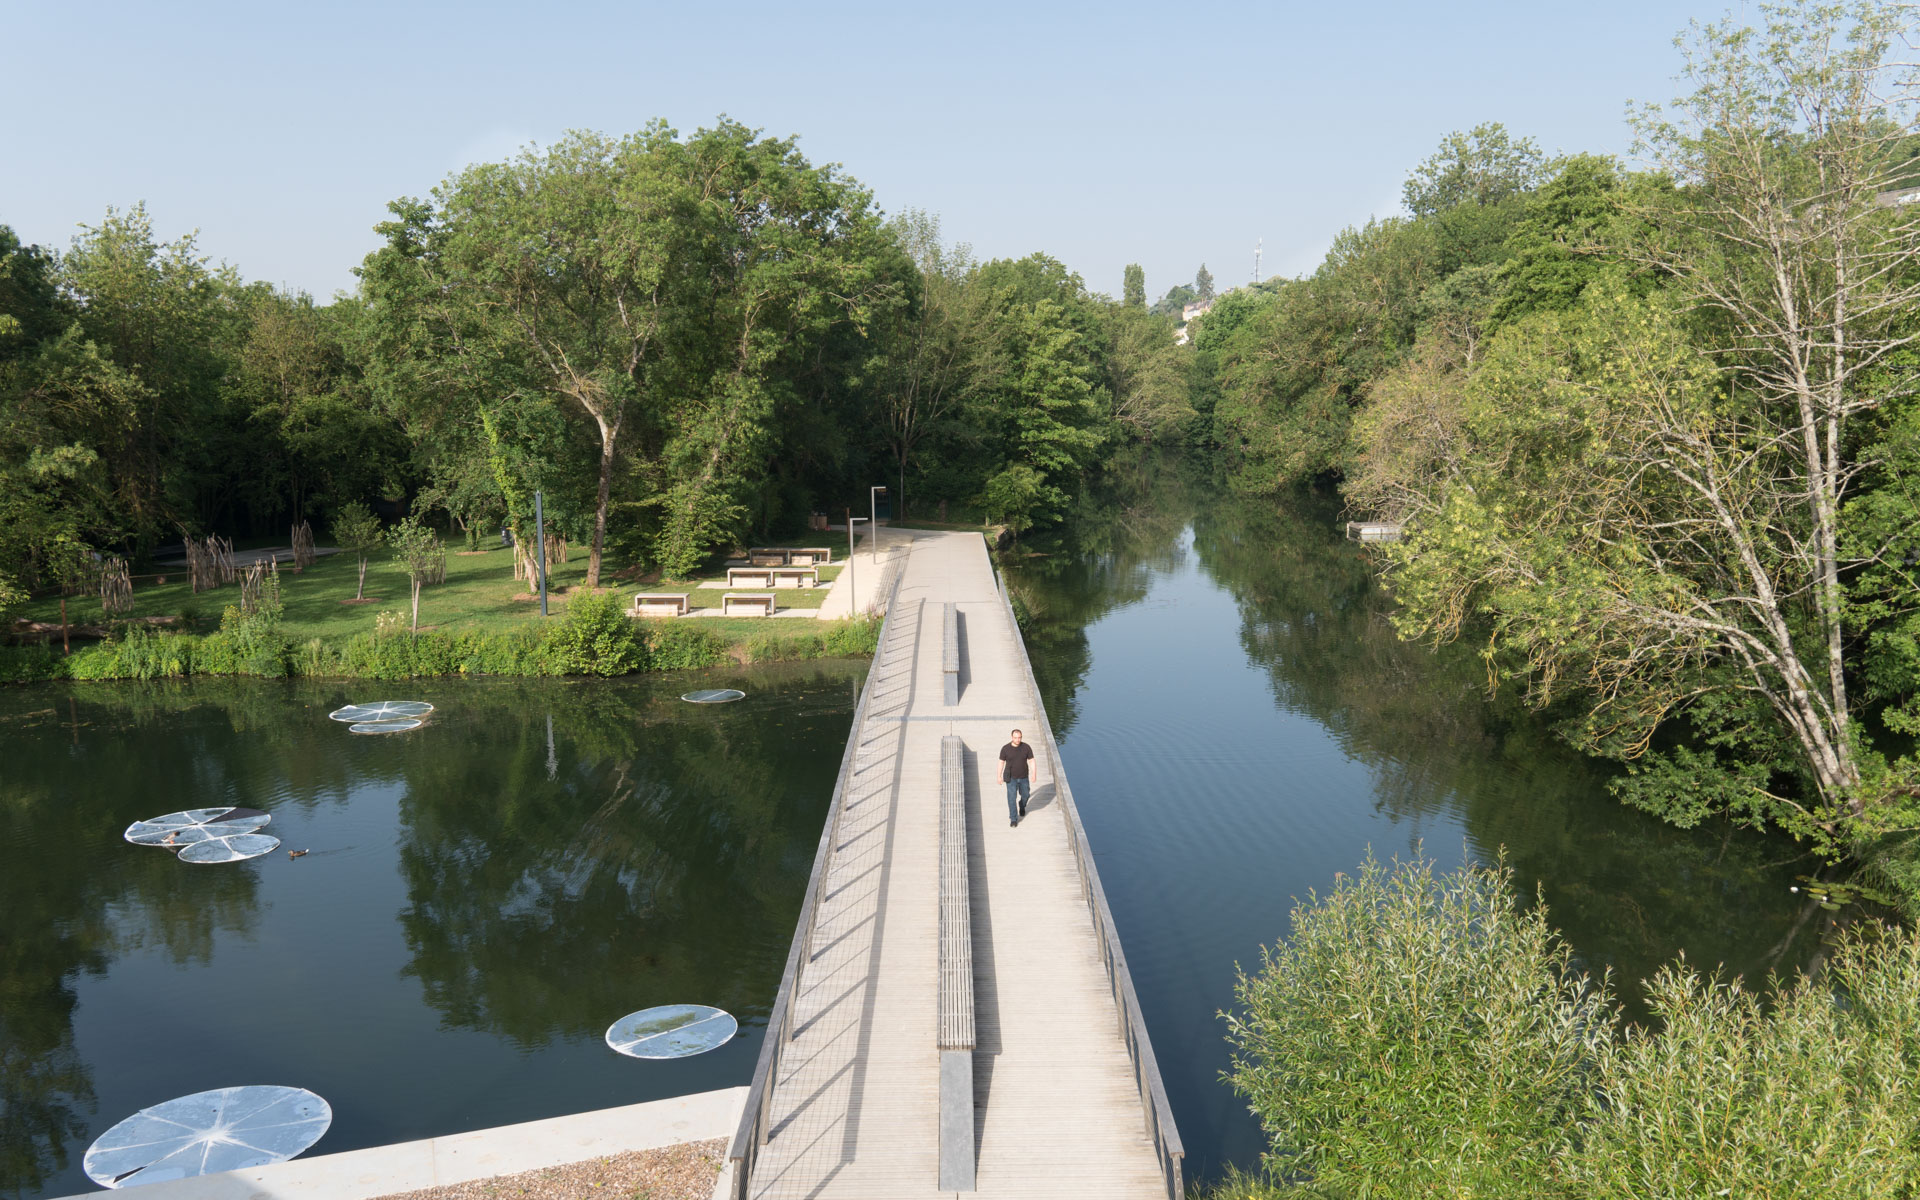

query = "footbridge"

[727,530,1183,1199]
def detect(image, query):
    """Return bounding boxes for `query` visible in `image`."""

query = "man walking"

[999,728,1035,827]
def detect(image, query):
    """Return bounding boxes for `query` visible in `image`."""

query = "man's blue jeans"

[1006,777,1030,822]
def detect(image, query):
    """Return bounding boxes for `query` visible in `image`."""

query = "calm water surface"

[1004,471,1833,1182]
[2,664,863,1199]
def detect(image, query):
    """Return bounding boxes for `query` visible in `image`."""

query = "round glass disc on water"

[84,1084,331,1188]
[680,689,745,704]
[329,701,433,723]
[605,1004,738,1058]
[125,808,271,846]
[178,832,281,864]
[349,718,424,734]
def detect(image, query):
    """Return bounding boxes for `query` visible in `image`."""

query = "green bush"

[1225,853,1611,1196]
[1216,854,1920,1200]
[545,590,645,676]
[643,620,728,670]
[0,644,61,682]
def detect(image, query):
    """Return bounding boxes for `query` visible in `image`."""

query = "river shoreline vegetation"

[1193,1,1920,914]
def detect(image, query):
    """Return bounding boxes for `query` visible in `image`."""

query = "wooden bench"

[630,592,690,618]
[727,567,777,589]
[769,567,819,589]
[937,734,975,1190]
[723,593,776,617]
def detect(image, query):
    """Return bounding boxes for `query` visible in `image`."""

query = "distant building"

[1175,296,1214,346]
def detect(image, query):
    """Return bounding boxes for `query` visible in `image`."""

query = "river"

[1002,461,1833,1180]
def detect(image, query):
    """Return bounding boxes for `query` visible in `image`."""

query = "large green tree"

[361,121,897,582]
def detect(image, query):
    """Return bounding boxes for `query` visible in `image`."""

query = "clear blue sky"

[2,0,1716,304]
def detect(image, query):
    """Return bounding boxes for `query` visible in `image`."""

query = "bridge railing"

[726,558,909,1199]
[994,558,1187,1200]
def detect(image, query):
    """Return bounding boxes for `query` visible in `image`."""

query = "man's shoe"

[1019,800,1028,817]
[1009,817,1017,827]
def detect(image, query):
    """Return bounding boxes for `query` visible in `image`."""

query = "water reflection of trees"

[391,670,858,1047]
[0,665,860,1193]
[1191,490,1830,1003]
[0,687,275,1197]
[1015,451,1201,737]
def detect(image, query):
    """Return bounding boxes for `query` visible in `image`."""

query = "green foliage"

[640,620,730,670]
[1122,263,1145,308]
[1226,853,1612,1194]
[544,590,645,676]
[1219,853,1920,1200]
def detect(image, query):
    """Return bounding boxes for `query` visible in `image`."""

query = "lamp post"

[847,513,867,616]
[534,489,549,616]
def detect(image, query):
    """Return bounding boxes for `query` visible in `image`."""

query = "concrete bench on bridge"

[630,592,689,618]
[942,602,960,705]
[749,553,787,567]
[938,734,974,1191]
[723,593,777,617]
[769,567,818,589]
[727,567,777,589]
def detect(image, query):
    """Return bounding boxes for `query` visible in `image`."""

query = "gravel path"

[368,1137,724,1200]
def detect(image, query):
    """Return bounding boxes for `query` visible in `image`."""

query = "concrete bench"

[749,546,834,566]
[937,735,974,1190]
[723,593,776,617]
[727,567,777,589]
[630,592,689,618]
[942,602,960,705]
[770,567,819,589]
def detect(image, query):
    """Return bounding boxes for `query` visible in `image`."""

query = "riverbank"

[1,533,912,684]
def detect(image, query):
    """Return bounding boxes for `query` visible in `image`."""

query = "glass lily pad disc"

[605,1004,738,1059]
[349,718,424,734]
[84,1084,332,1188]
[329,701,434,723]
[681,689,746,704]
[178,833,281,864]
[125,808,271,845]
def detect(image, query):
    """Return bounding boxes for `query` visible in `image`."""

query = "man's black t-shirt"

[999,742,1034,781]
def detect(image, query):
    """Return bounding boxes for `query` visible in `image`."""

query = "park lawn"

[15,542,593,642]
[15,539,861,641]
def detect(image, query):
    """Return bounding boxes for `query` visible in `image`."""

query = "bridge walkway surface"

[732,529,1176,1200]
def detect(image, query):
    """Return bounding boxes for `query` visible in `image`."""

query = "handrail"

[726,558,910,1199]
[993,553,1186,1200]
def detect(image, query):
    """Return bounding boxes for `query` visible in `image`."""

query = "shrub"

[545,590,646,676]
[0,644,61,683]
[643,620,728,670]
[1224,853,1613,1196]
[1216,854,1920,1200]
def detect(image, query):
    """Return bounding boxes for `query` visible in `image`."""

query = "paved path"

[744,531,1165,1199]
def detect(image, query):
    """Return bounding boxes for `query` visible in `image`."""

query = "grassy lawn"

[14,539,856,640]
[17,543,594,641]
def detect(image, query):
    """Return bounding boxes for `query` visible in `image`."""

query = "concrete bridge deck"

[730,530,1179,1199]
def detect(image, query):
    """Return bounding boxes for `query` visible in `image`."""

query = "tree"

[362,121,893,581]
[1386,2,1920,850]
[873,211,999,522]
[332,500,384,601]
[1402,122,1544,218]
[1106,306,1192,438]
[1122,263,1146,308]
[1195,263,1215,303]
[387,517,443,633]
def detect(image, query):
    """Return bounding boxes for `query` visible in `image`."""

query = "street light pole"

[534,489,549,617]
[870,486,886,555]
